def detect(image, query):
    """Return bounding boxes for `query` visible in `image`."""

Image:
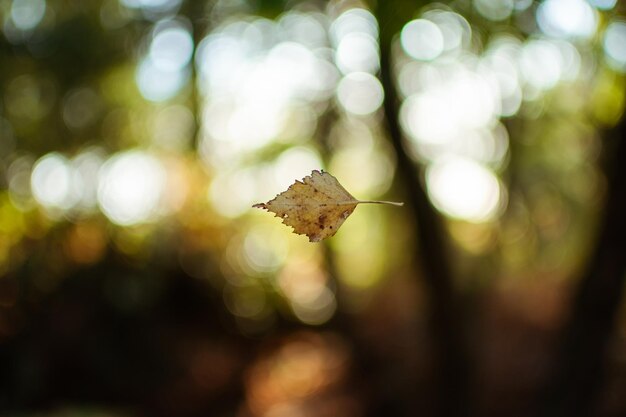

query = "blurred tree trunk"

[538,104,626,417]
[181,0,213,149]
[374,2,470,417]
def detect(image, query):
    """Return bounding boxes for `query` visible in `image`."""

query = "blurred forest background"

[1,0,626,416]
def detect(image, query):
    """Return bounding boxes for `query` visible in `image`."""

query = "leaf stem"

[355,200,404,206]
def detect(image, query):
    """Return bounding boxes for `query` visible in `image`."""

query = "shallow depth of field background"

[1,0,626,416]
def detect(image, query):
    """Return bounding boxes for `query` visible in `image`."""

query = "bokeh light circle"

[97,151,166,226]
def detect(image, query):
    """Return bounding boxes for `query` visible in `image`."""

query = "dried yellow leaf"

[253,170,403,242]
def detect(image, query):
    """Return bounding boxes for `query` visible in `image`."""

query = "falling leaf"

[253,170,403,242]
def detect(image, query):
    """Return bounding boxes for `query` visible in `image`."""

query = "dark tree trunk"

[537,109,626,417]
[375,2,471,417]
